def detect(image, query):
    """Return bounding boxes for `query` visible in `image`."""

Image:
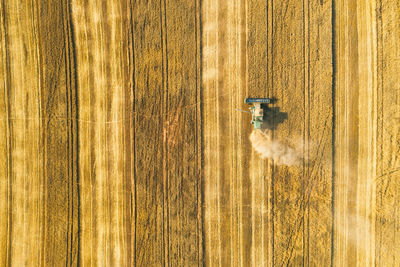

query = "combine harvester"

[237,98,272,129]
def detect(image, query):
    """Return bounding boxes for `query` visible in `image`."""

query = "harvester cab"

[244,98,272,129]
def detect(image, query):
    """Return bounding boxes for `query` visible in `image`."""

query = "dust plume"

[249,129,302,166]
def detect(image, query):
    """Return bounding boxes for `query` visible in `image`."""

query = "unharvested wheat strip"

[267,0,306,263]
[251,140,268,267]
[257,158,265,267]
[375,0,400,264]
[255,153,266,267]
[301,0,334,265]
[261,169,265,267]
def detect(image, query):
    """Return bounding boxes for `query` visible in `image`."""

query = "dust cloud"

[249,129,302,166]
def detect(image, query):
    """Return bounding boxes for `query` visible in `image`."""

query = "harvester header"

[244,98,272,104]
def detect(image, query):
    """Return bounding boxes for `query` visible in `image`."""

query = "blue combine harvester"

[244,98,272,129]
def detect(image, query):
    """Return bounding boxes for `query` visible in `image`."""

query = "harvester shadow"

[261,106,288,130]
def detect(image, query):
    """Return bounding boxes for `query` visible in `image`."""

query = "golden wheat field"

[1,0,400,266]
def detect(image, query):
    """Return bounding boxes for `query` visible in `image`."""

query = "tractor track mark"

[194,0,203,264]
[64,0,81,264]
[301,0,311,264]
[377,0,383,260]
[267,0,275,265]
[160,0,169,264]
[376,0,384,261]
[126,2,136,265]
[216,0,221,264]
[330,0,337,264]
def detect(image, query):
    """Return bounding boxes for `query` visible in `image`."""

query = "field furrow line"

[195,0,204,264]
[302,0,310,265]
[126,1,136,265]
[0,0,12,265]
[160,0,169,264]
